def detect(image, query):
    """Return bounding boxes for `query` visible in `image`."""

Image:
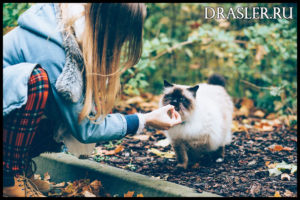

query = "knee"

[27,66,50,109]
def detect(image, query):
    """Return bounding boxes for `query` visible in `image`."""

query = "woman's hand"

[143,105,182,130]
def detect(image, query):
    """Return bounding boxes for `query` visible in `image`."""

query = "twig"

[241,80,273,90]
[149,39,248,61]
[150,40,194,61]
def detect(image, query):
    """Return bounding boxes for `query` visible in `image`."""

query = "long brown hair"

[68,3,147,123]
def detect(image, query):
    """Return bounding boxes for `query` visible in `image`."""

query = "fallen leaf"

[266,113,277,120]
[268,144,283,152]
[282,147,293,151]
[253,110,265,118]
[283,190,294,197]
[274,191,281,197]
[268,168,282,177]
[281,173,290,181]
[53,182,66,188]
[124,191,135,197]
[154,138,170,147]
[90,180,102,190]
[250,182,261,196]
[148,148,175,158]
[64,183,76,194]
[265,161,270,167]
[44,172,50,181]
[82,190,96,197]
[132,134,150,141]
[114,145,124,154]
[248,160,256,166]
[137,193,144,197]
[268,161,297,176]
[34,174,41,180]
[236,98,254,117]
[102,145,124,155]
[276,161,297,174]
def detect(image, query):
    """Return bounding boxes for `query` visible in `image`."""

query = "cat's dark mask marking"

[162,88,193,112]
[164,80,174,88]
[188,85,199,97]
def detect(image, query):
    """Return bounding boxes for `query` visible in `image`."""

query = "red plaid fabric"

[3,66,49,176]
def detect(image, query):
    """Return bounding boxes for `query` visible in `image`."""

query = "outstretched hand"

[143,105,182,130]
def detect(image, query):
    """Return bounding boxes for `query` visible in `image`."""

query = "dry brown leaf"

[44,172,50,181]
[281,173,290,181]
[81,185,90,192]
[265,161,271,167]
[53,182,65,188]
[253,110,265,118]
[34,174,41,180]
[124,191,135,197]
[266,113,277,120]
[236,98,254,117]
[254,137,267,141]
[82,190,96,197]
[64,183,76,194]
[283,190,294,197]
[267,163,278,169]
[114,145,124,154]
[254,121,274,132]
[90,180,102,190]
[102,145,124,155]
[282,147,293,151]
[274,191,281,197]
[250,182,261,196]
[136,193,144,197]
[268,144,283,152]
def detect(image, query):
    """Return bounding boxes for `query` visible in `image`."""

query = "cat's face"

[161,80,199,120]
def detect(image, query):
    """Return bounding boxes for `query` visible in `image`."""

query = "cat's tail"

[208,74,226,87]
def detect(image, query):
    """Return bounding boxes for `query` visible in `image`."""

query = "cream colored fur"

[160,83,233,168]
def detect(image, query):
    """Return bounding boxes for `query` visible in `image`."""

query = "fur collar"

[54,4,84,103]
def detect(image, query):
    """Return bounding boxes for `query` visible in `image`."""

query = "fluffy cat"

[159,74,233,169]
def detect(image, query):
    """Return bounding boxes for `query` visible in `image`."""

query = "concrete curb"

[33,153,221,197]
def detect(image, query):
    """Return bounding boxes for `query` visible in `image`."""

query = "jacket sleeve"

[51,87,139,144]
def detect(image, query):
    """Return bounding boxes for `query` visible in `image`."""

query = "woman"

[3,3,181,197]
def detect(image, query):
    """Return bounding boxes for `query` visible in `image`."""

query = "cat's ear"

[164,80,174,88]
[188,85,199,97]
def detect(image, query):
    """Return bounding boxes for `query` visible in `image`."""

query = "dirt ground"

[93,114,297,197]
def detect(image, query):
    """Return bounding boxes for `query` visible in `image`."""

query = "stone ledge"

[33,152,221,197]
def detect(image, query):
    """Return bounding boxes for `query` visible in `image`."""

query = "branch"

[150,40,194,61]
[241,80,273,90]
[149,39,248,61]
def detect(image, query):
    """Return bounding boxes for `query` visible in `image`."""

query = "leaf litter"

[37,95,297,197]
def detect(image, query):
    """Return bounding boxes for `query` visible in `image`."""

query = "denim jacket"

[3,3,139,145]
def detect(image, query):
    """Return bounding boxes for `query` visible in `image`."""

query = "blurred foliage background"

[3,3,297,115]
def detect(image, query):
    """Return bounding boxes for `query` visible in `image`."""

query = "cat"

[159,74,233,169]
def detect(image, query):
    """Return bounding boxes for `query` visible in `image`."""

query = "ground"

[90,94,297,197]
[45,94,297,197]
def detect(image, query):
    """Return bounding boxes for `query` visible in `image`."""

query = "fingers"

[163,104,174,111]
